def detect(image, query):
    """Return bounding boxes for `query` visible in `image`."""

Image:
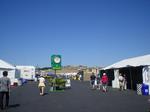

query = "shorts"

[102,82,108,86]
[38,83,45,87]
[91,80,95,85]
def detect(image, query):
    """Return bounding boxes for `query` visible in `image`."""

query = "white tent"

[103,54,150,90]
[0,59,15,70]
[104,54,150,70]
[0,59,17,85]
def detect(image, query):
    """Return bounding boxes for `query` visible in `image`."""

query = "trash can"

[142,84,149,95]
[137,84,142,95]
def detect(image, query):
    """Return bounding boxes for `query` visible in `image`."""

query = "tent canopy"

[0,59,15,70]
[104,54,150,70]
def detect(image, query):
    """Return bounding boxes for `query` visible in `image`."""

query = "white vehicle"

[16,66,35,80]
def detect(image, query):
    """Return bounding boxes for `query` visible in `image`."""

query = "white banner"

[143,66,150,84]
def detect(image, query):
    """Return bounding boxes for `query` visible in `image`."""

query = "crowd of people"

[0,71,149,111]
[90,72,127,92]
[90,72,108,92]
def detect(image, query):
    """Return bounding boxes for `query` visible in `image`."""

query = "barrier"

[137,84,142,95]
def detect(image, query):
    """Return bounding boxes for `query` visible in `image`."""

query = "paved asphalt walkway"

[2,80,150,112]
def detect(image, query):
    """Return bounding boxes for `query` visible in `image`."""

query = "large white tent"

[0,59,15,70]
[103,54,150,90]
[0,59,17,85]
[104,54,150,70]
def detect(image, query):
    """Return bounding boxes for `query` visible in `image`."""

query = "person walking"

[0,71,11,110]
[118,73,124,91]
[97,75,101,90]
[101,73,108,92]
[38,75,46,96]
[123,74,127,90]
[94,77,98,89]
[90,72,96,89]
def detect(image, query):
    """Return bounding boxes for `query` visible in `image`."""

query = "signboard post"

[51,55,62,75]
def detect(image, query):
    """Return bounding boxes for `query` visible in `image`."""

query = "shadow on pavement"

[43,93,49,96]
[9,104,20,108]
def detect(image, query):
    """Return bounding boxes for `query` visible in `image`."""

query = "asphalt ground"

[1,80,150,112]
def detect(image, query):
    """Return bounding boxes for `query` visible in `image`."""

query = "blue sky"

[0,0,150,67]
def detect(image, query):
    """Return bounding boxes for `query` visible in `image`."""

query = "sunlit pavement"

[4,80,150,112]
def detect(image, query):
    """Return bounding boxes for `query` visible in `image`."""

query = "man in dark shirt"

[0,71,11,110]
[90,72,96,89]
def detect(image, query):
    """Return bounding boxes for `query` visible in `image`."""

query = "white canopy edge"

[0,59,15,70]
[104,54,150,70]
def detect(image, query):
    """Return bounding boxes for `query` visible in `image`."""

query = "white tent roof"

[0,59,15,70]
[104,54,150,70]
[16,66,35,68]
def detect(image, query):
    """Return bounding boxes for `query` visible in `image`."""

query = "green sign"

[51,55,61,70]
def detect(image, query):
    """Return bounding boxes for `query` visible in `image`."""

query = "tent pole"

[129,67,133,90]
[55,69,56,75]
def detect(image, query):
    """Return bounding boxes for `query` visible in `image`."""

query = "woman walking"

[38,75,46,96]
[101,73,108,92]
